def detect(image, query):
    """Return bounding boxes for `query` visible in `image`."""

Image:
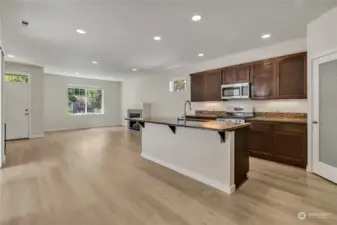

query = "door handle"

[25,113,29,115]
[312,121,318,124]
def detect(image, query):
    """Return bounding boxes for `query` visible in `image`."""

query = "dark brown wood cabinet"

[190,70,221,102]
[190,52,307,102]
[204,70,221,101]
[251,60,276,99]
[235,65,250,83]
[221,65,250,84]
[221,68,236,84]
[190,73,205,102]
[248,121,307,168]
[276,52,306,99]
[248,122,273,160]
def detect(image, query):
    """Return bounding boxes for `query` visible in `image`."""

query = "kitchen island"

[125,117,250,194]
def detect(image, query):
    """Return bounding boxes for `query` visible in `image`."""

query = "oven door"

[221,84,242,100]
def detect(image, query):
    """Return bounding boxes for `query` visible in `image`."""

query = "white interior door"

[4,82,29,140]
[312,51,337,183]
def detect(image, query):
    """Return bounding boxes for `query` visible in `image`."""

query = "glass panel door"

[319,59,337,168]
[313,51,337,184]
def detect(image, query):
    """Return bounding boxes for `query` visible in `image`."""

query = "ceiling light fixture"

[192,15,202,21]
[132,69,137,71]
[7,54,14,58]
[198,53,204,57]
[92,61,98,64]
[261,33,271,39]
[153,36,161,41]
[76,29,86,34]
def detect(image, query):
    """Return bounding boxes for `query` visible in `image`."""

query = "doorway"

[4,74,30,140]
[312,51,337,184]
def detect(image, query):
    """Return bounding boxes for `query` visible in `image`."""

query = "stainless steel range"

[217,106,254,124]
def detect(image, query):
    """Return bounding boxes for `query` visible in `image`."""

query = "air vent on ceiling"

[21,20,29,27]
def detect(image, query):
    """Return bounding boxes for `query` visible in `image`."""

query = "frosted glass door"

[313,51,337,184]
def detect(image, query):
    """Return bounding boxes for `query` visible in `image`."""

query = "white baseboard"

[30,134,44,138]
[141,153,235,194]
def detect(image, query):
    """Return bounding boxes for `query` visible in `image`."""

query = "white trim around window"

[67,86,104,116]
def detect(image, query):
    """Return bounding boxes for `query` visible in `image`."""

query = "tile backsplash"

[192,99,308,113]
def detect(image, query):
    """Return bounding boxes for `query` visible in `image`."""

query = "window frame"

[67,86,104,116]
[169,78,186,92]
[4,73,29,83]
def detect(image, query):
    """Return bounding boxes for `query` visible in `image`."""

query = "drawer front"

[249,122,273,131]
[274,123,307,133]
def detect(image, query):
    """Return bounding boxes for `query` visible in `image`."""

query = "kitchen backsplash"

[192,99,308,113]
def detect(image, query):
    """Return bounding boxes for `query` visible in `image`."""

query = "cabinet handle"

[312,121,318,124]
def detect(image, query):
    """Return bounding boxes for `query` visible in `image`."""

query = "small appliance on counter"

[217,106,254,124]
[221,82,250,100]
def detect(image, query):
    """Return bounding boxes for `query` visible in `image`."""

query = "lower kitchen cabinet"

[248,124,273,160]
[273,131,307,168]
[248,121,307,168]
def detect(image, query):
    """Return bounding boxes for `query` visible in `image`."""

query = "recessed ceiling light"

[92,61,98,64]
[153,36,161,41]
[261,33,271,39]
[132,69,137,71]
[192,15,202,21]
[7,54,14,58]
[76,29,86,34]
[198,53,204,57]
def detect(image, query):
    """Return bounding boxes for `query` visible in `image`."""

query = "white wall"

[44,74,121,131]
[307,6,337,172]
[122,38,308,126]
[5,62,44,136]
[0,13,4,167]
[307,7,337,58]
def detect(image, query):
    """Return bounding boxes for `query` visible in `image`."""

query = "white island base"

[140,122,249,194]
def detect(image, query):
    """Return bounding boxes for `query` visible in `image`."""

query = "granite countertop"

[125,117,250,132]
[246,117,307,124]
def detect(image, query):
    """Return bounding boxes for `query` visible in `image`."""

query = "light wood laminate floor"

[1,127,336,225]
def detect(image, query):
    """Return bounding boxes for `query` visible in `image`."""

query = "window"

[4,74,28,83]
[169,78,186,92]
[68,87,103,115]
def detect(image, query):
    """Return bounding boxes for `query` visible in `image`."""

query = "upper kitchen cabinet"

[276,52,307,99]
[221,68,236,84]
[235,65,250,83]
[221,65,250,84]
[204,70,221,101]
[190,73,205,102]
[190,51,307,102]
[251,60,276,99]
[190,70,222,102]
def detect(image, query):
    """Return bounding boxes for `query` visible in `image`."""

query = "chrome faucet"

[177,100,192,123]
[183,100,192,121]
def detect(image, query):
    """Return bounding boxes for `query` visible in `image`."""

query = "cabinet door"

[235,65,250,83]
[221,68,236,84]
[204,70,221,101]
[248,127,273,160]
[251,60,276,99]
[190,73,205,102]
[277,53,306,99]
[273,131,307,168]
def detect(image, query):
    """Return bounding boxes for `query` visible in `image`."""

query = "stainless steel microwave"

[221,82,250,100]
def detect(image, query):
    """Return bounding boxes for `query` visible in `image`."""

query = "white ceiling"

[1,0,337,80]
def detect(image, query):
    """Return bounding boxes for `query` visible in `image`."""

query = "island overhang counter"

[125,117,250,194]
